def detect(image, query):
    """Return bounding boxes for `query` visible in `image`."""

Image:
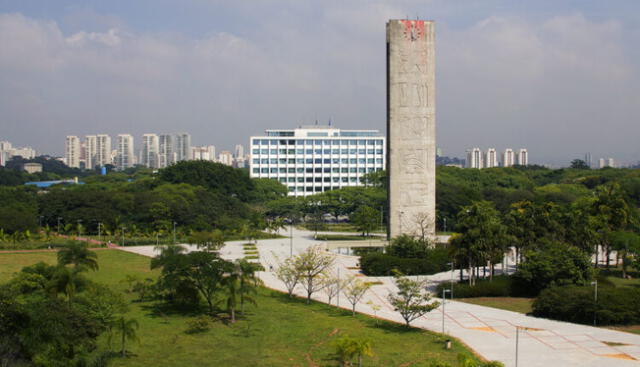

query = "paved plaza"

[120,227,640,367]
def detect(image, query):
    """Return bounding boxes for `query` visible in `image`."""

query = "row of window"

[289,186,349,193]
[252,139,383,146]
[253,167,382,174]
[252,158,383,165]
[270,176,362,183]
[252,149,384,155]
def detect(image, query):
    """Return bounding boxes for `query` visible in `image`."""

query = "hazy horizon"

[1,1,639,166]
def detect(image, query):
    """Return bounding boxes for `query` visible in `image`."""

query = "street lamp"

[77,219,82,238]
[121,227,126,247]
[173,222,177,244]
[591,280,598,326]
[515,326,521,367]
[442,289,451,333]
[447,262,454,299]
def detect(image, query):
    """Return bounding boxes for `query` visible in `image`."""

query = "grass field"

[456,298,534,314]
[0,250,482,367]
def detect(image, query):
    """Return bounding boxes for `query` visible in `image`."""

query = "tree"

[351,206,379,237]
[387,272,440,327]
[610,231,640,278]
[322,274,345,305]
[332,335,373,367]
[57,241,99,271]
[116,316,139,357]
[570,159,590,170]
[275,256,301,298]
[235,259,264,314]
[295,245,335,304]
[344,277,371,316]
[188,229,225,251]
[591,183,633,268]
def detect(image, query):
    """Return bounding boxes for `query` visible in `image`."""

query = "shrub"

[360,249,449,276]
[435,276,513,298]
[533,286,640,325]
[186,315,211,334]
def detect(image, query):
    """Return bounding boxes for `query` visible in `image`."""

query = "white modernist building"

[158,134,175,168]
[95,134,112,168]
[65,136,81,168]
[175,133,191,162]
[249,126,386,196]
[141,134,160,169]
[516,148,528,166]
[192,145,216,161]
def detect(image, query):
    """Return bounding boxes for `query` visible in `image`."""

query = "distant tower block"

[386,19,436,239]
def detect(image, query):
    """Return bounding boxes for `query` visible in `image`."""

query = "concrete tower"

[387,19,436,239]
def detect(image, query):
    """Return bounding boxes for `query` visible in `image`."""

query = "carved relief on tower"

[399,182,430,207]
[394,82,429,108]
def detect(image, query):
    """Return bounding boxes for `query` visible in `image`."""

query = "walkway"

[119,227,640,367]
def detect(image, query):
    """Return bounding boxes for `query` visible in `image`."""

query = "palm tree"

[116,317,139,357]
[353,339,373,367]
[57,242,99,271]
[224,271,240,323]
[236,259,264,315]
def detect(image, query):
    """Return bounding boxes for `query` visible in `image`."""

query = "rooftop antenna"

[315,119,318,126]
[328,118,332,126]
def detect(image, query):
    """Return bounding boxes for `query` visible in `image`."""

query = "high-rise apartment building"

[116,134,134,171]
[502,148,515,167]
[65,136,81,168]
[141,134,159,168]
[234,144,244,158]
[466,148,483,169]
[192,145,216,161]
[485,148,498,168]
[584,152,592,168]
[159,134,175,168]
[249,126,385,196]
[599,158,615,168]
[84,135,97,169]
[95,134,112,167]
[218,151,233,166]
[175,133,191,162]
[517,149,528,166]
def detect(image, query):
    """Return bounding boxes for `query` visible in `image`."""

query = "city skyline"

[0,1,639,166]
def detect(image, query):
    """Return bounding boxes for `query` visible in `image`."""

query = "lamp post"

[121,227,126,247]
[447,262,454,299]
[442,289,451,333]
[173,222,177,244]
[443,217,447,233]
[289,220,293,257]
[591,280,598,326]
[515,326,520,367]
[97,222,102,244]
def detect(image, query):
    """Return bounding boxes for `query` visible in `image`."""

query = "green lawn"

[456,298,534,314]
[0,250,482,367]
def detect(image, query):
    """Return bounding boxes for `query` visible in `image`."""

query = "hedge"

[435,276,514,298]
[360,248,449,276]
[532,285,640,325]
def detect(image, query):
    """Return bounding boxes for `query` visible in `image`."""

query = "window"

[288,158,295,164]
[306,177,313,182]
[296,149,304,154]
[279,168,286,173]
[349,140,357,145]
[296,158,304,164]
[252,168,259,173]
[252,139,260,146]
[349,158,357,164]
[288,149,295,154]
[367,168,374,172]
[261,149,269,154]
[358,149,365,154]
[332,149,339,154]
[376,158,383,164]
[349,149,357,154]
[367,140,376,145]
[358,167,365,173]
[332,177,340,182]
[270,158,277,164]
[341,167,348,173]
[252,159,259,164]
[332,140,340,145]
[279,149,287,154]
[288,177,295,182]
[261,140,269,145]
[367,149,374,154]
[288,168,295,173]
[306,149,313,154]
[358,158,366,164]
[297,177,304,182]
[331,167,339,173]
[376,149,383,154]
[279,158,287,164]
[305,139,313,145]
[349,167,357,173]
[314,159,321,164]
[340,140,348,146]
[296,168,304,173]
[323,168,330,173]
[270,168,278,173]
[341,158,348,164]
[350,177,357,182]
[341,177,348,182]
[314,177,322,182]
[314,186,322,192]
[306,158,313,164]
[270,149,277,154]
[314,140,322,145]
[323,177,330,182]
[306,187,313,192]
[323,149,331,154]
[341,149,348,154]
[252,149,259,154]
[367,158,374,164]
[279,178,286,183]
[306,168,313,173]
[358,140,366,146]
[288,140,295,145]
[279,140,287,145]
[323,140,331,145]
[332,159,339,164]
[263,159,270,164]
[314,168,322,173]
[296,140,304,145]
[323,159,330,164]
[288,186,294,192]
[261,168,268,173]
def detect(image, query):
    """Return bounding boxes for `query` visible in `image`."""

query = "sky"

[0,0,639,166]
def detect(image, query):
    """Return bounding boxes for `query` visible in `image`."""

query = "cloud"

[0,7,638,166]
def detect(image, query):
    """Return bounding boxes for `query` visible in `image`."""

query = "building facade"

[94,134,112,168]
[158,134,175,168]
[116,134,134,171]
[65,136,81,168]
[141,134,159,169]
[175,133,191,162]
[485,148,498,168]
[249,126,385,196]
[517,148,528,166]
[466,148,483,169]
[192,145,216,161]
[502,148,515,167]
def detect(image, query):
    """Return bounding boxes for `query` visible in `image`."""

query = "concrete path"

[119,227,640,367]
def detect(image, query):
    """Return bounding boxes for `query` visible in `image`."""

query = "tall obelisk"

[386,19,436,239]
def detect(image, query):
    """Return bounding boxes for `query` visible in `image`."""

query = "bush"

[533,285,640,325]
[360,247,449,276]
[186,315,211,334]
[435,276,514,298]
